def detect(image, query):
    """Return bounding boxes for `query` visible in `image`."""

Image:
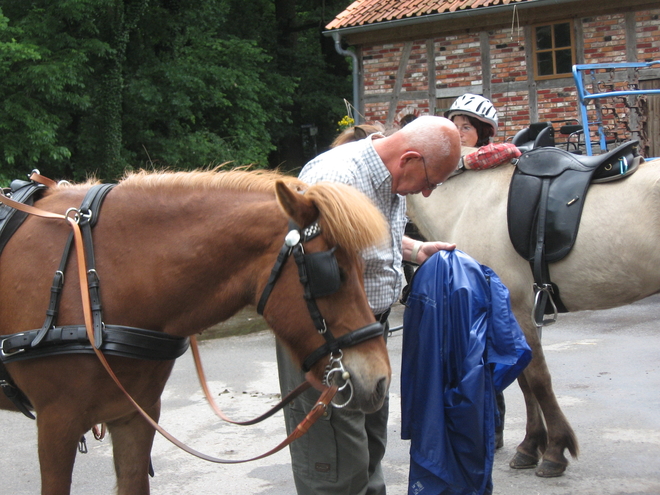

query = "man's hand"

[410,240,456,264]
[463,143,521,170]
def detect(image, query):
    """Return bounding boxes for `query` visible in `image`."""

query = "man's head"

[374,115,460,197]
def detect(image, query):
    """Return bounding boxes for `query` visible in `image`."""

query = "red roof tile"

[326,0,533,30]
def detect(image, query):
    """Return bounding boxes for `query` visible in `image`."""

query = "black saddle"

[511,122,556,152]
[507,140,642,326]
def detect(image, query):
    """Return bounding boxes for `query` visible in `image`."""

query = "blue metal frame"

[572,61,660,155]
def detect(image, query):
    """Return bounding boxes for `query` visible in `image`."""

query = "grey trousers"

[276,324,389,495]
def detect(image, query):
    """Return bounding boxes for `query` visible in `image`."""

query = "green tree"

[0,1,352,181]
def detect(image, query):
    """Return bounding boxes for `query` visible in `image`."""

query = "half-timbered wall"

[358,8,660,152]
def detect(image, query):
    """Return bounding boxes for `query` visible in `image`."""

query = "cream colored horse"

[407,158,660,477]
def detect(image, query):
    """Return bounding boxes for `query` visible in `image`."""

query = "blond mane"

[118,168,303,193]
[57,169,387,254]
[304,181,388,253]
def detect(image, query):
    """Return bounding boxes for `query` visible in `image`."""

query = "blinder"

[299,248,341,299]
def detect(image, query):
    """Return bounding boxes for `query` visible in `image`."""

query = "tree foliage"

[0,0,353,182]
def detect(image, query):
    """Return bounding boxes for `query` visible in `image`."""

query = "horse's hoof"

[509,451,539,469]
[535,459,567,477]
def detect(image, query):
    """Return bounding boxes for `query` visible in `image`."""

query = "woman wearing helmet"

[445,93,520,172]
[445,93,498,147]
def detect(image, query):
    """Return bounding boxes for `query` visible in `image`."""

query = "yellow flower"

[337,115,355,131]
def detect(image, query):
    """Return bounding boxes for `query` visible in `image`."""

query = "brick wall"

[637,10,660,59]
[360,7,660,148]
[582,14,628,65]
[435,34,483,90]
[489,29,528,141]
[363,43,406,96]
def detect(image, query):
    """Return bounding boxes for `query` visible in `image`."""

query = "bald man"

[277,115,461,495]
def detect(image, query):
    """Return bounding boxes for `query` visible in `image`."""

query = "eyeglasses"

[420,156,439,191]
[457,124,476,134]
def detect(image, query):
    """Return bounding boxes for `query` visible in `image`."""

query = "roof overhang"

[323,0,584,39]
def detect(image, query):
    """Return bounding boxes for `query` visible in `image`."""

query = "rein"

[190,337,312,425]
[0,177,338,464]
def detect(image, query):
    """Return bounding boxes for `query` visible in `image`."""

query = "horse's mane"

[118,168,303,193]
[56,168,388,254]
[303,181,388,253]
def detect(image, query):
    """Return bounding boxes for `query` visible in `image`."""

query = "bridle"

[257,220,384,407]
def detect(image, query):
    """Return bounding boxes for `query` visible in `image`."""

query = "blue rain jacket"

[401,249,532,495]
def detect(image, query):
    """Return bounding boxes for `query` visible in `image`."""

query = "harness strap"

[29,171,58,189]
[79,184,116,348]
[0,359,35,419]
[302,322,384,372]
[2,325,189,363]
[256,243,291,315]
[31,184,116,348]
[34,241,70,347]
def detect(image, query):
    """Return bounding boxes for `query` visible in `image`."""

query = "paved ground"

[2,295,660,494]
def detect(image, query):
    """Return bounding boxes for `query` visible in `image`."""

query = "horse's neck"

[408,165,513,242]
[92,187,285,337]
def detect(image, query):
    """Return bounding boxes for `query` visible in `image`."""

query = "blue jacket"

[401,250,532,495]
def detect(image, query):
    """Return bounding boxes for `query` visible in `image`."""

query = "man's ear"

[400,150,421,168]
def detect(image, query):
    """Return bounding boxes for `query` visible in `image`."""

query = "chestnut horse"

[407,158,660,477]
[0,169,391,495]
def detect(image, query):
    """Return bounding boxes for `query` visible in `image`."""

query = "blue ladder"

[573,61,660,155]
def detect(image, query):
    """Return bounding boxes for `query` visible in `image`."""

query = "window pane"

[536,25,552,50]
[554,23,571,48]
[537,52,554,76]
[555,49,573,74]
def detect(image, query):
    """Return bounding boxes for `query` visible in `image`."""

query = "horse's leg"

[510,371,546,468]
[36,412,84,495]
[513,320,579,477]
[107,401,161,495]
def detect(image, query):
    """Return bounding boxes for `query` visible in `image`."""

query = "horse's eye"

[339,268,347,284]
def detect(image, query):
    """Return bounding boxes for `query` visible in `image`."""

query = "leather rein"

[0,174,340,464]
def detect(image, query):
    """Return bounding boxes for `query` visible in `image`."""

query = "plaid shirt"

[299,135,407,314]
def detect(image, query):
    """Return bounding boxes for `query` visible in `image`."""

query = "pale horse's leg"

[510,315,579,477]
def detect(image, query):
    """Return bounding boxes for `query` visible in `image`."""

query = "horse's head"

[257,180,391,413]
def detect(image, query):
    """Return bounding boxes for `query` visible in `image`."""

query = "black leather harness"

[257,220,384,373]
[507,141,643,326]
[0,178,189,418]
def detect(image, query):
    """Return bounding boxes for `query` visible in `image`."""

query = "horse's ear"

[354,126,368,140]
[275,181,319,228]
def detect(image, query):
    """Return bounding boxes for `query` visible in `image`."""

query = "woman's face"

[452,115,479,147]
